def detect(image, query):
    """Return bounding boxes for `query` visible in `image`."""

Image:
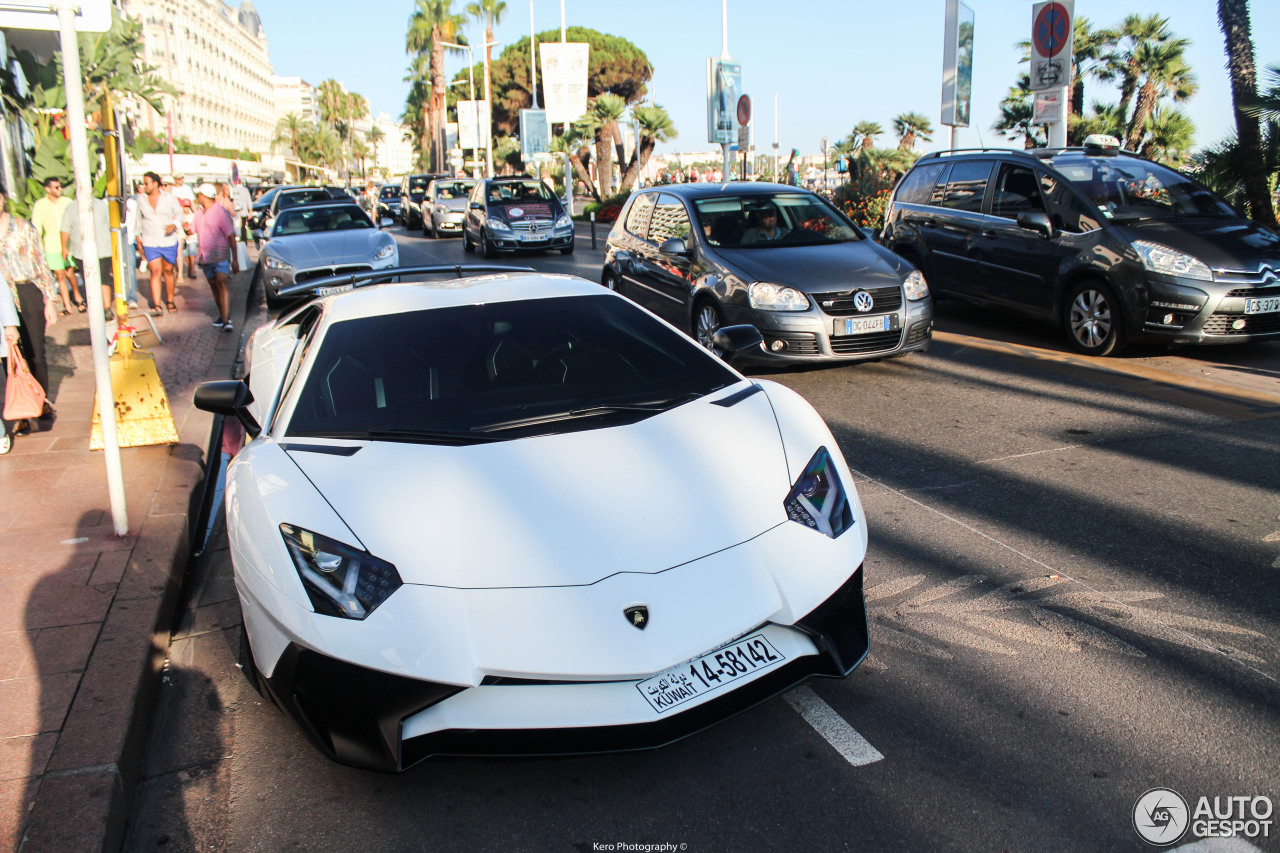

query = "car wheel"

[693,299,724,353]
[463,229,475,253]
[1063,280,1127,357]
[560,240,575,256]
[481,229,498,259]
[423,217,434,238]
[602,269,624,296]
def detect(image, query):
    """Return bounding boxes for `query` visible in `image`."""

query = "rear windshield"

[285,294,736,442]
[1049,154,1237,221]
[434,181,475,199]
[380,186,399,199]
[409,177,431,192]
[278,189,330,209]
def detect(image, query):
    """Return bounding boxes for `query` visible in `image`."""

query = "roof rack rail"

[276,263,537,301]
[917,147,1040,162]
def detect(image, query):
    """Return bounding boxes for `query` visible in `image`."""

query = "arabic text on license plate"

[636,633,786,714]
[1244,296,1280,315]
[316,284,354,296]
[837,315,892,336]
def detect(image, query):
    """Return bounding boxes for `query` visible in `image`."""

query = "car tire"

[463,230,475,253]
[560,240,575,255]
[423,217,434,238]
[602,269,624,296]
[1063,280,1127,357]
[693,299,724,354]
[481,229,498,259]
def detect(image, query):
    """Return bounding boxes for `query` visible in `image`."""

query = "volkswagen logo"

[624,605,649,630]
[853,290,875,313]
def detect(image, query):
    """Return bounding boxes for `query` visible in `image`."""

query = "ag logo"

[1133,788,1189,846]
[853,290,874,313]
[624,605,649,630]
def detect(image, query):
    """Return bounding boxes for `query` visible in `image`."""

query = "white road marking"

[784,685,883,766]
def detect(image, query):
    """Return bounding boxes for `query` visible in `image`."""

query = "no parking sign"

[1030,0,1073,92]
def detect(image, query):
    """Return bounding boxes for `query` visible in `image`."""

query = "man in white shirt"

[136,171,183,315]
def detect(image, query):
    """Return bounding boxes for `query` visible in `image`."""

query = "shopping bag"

[4,340,46,420]
[236,241,250,271]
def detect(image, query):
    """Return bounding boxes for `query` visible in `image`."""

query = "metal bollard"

[590,211,596,249]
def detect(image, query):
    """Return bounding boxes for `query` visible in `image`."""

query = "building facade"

[122,0,275,155]
[273,75,317,125]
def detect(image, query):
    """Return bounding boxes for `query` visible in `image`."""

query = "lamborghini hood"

[285,390,791,589]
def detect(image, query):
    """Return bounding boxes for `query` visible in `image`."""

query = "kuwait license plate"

[316,283,354,296]
[837,314,894,336]
[636,633,786,714]
[1244,296,1280,314]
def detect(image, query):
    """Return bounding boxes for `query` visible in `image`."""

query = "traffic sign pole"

[1030,0,1073,148]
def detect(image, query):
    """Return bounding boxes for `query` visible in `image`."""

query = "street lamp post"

[441,42,481,179]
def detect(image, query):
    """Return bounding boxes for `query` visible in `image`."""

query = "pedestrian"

[135,171,183,316]
[31,176,83,314]
[0,183,59,430]
[230,179,252,244]
[193,183,238,332]
[0,268,21,454]
[60,191,115,320]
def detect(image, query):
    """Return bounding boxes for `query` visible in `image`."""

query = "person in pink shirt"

[192,183,239,331]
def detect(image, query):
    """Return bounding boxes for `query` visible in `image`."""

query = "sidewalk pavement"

[0,258,257,852]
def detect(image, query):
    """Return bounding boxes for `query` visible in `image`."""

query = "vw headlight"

[749,281,809,312]
[554,214,573,231]
[903,269,930,301]
[373,243,396,261]
[486,217,513,234]
[262,255,290,270]
[280,524,401,620]
[1132,241,1213,282]
[784,447,853,539]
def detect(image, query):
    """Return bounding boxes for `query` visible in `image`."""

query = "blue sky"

[254,0,1280,157]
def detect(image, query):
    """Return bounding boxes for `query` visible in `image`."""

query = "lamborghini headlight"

[784,447,853,539]
[280,524,401,619]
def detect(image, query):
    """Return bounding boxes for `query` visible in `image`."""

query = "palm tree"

[1245,63,1280,121]
[589,93,626,195]
[407,0,467,173]
[271,112,305,159]
[993,74,1043,149]
[852,121,883,152]
[1098,15,1176,126]
[1072,102,1126,140]
[565,116,600,199]
[618,104,677,192]
[893,112,933,150]
[1140,108,1195,166]
[1218,0,1276,225]
[466,0,506,175]
[1123,39,1196,151]
[317,79,348,129]
[366,124,386,173]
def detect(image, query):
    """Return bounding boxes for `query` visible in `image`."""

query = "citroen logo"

[853,290,874,313]
[624,605,649,630]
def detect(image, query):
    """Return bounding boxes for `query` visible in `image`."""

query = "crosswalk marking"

[784,685,883,766]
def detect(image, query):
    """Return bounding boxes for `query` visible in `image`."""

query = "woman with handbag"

[0,270,22,454]
[0,184,59,434]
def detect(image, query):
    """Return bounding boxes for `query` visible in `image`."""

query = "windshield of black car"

[272,206,372,236]
[692,194,862,248]
[1050,155,1237,221]
[434,181,475,200]
[380,186,398,199]
[285,294,737,442]
[409,177,431,192]
[277,190,329,210]
[487,181,556,204]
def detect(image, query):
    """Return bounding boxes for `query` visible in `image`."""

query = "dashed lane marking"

[784,685,884,767]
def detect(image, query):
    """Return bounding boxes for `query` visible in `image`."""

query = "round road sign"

[1033,2,1071,58]
[736,94,751,127]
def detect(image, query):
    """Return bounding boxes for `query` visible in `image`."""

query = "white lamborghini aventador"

[195,266,870,772]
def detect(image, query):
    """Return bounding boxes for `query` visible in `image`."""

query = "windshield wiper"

[479,392,705,432]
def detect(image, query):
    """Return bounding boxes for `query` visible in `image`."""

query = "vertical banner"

[941,0,975,127]
[1029,0,1073,92]
[456,101,491,150]
[540,43,590,125]
[706,58,742,145]
[520,108,550,159]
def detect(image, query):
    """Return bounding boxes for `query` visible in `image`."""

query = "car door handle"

[981,229,999,238]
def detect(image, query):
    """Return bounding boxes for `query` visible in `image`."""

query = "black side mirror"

[194,380,261,437]
[470,202,483,210]
[1017,210,1054,239]
[712,324,764,354]
[659,237,690,256]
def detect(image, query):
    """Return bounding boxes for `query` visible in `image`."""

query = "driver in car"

[741,204,790,244]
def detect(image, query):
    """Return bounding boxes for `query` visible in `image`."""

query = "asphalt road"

[124,225,1280,852]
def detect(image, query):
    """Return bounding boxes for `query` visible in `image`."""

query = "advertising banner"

[520,109,550,160]
[707,58,742,145]
[540,42,590,125]
[941,0,975,127]
[456,100,491,150]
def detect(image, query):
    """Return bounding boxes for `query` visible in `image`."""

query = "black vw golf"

[602,183,933,364]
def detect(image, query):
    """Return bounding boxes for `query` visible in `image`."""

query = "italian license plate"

[316,284,354,296]
[837,315,893,336]
[636,633,786,714]
[1244,296,1280,314]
